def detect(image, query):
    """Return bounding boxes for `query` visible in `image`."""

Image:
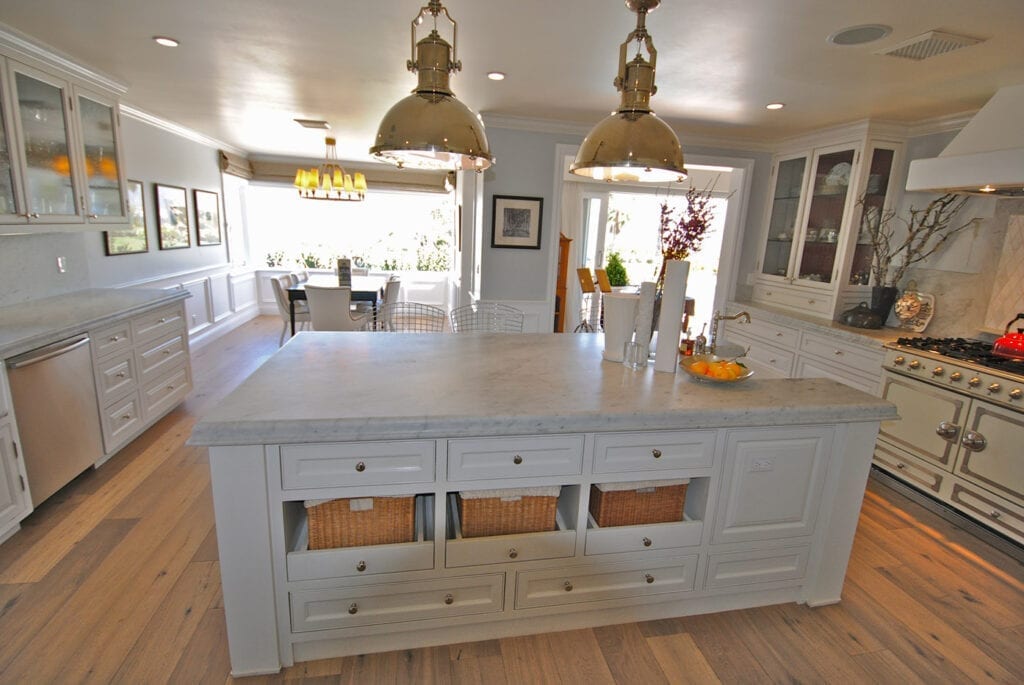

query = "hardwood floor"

[1,315,1021,684]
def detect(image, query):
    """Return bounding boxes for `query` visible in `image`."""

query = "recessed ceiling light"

[827,24,892,46]
[153,36,179,47]
[487,71,506,81]
[765,102,785,110]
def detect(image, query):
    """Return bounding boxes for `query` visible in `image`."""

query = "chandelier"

[369,0,493,172]
[294,137,367,201]
[570,0,686,183]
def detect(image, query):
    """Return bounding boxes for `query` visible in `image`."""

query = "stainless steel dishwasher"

[6,335,104,506]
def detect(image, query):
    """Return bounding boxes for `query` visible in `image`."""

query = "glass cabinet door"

[0,71,18,219]
[760,155,807,278]
[77,91,127,222]
[795,147,856,284]
[846,146,896,286]
[12,65,80,221]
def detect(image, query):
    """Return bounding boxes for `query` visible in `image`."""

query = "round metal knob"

[356,560,366,572]
[961,431,987,452]
[651,448,662,459]
[355,461,366,472]
[765,290,773,296]
[950,371,963,382]
[563,580,573,592]
[931,367,944,377]
[908,360,921,370]
[775,332,783,337]
[987,383,1002,394]
[162,349,171,355]
[158,317,167,323]
[29,212,40,218]
[645,574,655,584]
[121,414,131,420]
[1009,388,1023,400]
[935,421,959,441]
[508,548,518,559]
[444,594,454,605]
[642,537,652,547]
[116,371,126,378]
[110,335,120,342]
[513,455,523,465]
[991,510,1002,519]
[348,603,358,615]
[893,356,906,365]
[968,377,981,387]
[808,299,815,305]
[834,349,843,356]
[88,213,99,219]
[896,462,906,469]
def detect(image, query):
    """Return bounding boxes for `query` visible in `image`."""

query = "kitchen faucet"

[708,310,751,354]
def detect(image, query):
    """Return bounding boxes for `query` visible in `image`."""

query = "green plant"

[265,250,286,267]
[605,251,628,287]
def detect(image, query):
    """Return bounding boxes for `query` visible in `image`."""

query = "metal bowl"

[679,354,754,384]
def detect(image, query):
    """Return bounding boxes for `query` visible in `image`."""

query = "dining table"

[286,274,387,335]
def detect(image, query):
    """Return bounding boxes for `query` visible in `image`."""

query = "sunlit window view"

[243,185,455,272]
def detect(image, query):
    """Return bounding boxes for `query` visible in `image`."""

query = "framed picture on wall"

[194,189,222,245]
[103,179,149,255]
[155,184,190,249]
[491,195,543,249]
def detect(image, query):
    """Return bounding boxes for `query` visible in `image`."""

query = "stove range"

[895,337,1024,377]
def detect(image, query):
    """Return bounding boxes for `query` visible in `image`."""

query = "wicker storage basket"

[457,486,560,538]
[305,495,415,550]
[588,480,688,527]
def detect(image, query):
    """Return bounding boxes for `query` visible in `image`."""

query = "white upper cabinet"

[75,87,128,223]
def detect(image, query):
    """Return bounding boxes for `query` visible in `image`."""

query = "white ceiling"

[2,0,1023,163]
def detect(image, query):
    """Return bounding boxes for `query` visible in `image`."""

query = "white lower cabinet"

[0,423,30,539]
[706,546,810,589]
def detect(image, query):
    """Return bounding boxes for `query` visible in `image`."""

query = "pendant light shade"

[571,0,686,183]
[370,1,494,172]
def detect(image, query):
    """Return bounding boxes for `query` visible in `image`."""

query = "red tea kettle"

[993,313,1024,359]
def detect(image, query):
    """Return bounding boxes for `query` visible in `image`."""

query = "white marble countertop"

[190,332,897,446]
[0,288,189,359]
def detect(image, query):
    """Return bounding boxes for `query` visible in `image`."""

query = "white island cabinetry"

[193,333,895,677]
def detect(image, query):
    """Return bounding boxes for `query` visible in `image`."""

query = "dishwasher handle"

[6,336,92,370]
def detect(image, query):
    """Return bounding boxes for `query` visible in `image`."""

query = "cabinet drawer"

[724,318,799,349]
[288,540,434,582]
[514,556,698,609]
[795,356,878,395]
[280,440,435,490]
[799,332,883,375]
[132,304,185,343]
[753,284,831,316]
[739,337,795,377]
[138,334,187,382]
[950,480,1024,545]
[92,321,133,358]
[102,392,143,450]
[142,366,190,417]
[447,435,584,480]
[447,528,576,568]
[592,431,715,473]
[873,441,944,494]
[96,351,137,403]
[585,519,703,555]
[706,546,809,589]
[289,574,504,632]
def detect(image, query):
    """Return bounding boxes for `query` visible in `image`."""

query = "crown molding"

[903,110,974,138]
[0,22,126,95]
[119,104,247,156]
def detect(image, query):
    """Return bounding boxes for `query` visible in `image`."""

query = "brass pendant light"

[370,1,494,172]
[571,0,686,183]
[294,136,367,201]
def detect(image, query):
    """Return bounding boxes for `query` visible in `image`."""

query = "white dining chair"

[305,284,372,331]
[450,302,524,333]
[270,274,310,345]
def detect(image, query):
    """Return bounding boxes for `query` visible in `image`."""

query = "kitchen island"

[191,332,897,677]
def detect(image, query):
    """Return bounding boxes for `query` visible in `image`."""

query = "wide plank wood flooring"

[1,315,1022,684]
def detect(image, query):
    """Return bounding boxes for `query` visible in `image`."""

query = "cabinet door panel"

[795,146,857,285]
[76,88,127,222]
[954,400,1024,503]
[0,66,20,220]
[706,546,809,589]
[878,372,964,468]
[0,424,28,530]
[761,155,807,278]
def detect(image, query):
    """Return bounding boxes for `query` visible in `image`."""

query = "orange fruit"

[690,360,709,375]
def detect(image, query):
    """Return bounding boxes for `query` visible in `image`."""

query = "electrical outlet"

[750,458,774,472]
[56,256,67,273]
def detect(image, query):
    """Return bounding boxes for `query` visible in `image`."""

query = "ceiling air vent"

[293,118,330,129]
[878,30,983,61]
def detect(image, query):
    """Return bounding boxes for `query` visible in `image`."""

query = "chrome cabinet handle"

[991,510,1002,519]
[355,461,366,472]
[642,537,652,547]
[896,462,906,469]
[833,349,843,356]
[29,212,40,218]
[961,431,987,452]
[651,448,662,459]
[512,454,523,465]
[348,603,358,615]
[356,560,366,572]
[88,213,99,219]
[116,371,126,378]
[935,421,959,441]
[121,414,131,420]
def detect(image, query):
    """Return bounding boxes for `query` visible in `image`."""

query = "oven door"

[954,400,1024,504]
[878,370,967,470]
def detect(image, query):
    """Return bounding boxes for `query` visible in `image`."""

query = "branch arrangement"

[657,183,717,286]
[861,193,975,288]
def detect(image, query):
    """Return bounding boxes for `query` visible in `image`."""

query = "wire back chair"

[372,302,448,332]
[450,302,525,333]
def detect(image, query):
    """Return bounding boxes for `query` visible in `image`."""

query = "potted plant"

[604,251,629,287]
[859,193,976,319]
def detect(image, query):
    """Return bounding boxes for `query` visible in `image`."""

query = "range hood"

[906,84,1024,197]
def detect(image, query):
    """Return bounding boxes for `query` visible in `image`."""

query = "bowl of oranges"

[680,354,754,384]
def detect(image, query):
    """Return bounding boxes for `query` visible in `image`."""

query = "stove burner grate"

[896,337,1024,376]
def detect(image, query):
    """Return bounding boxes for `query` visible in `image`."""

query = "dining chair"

[382,277,401,307]
[374,302,447,332]
[292,270,309,284]
[305,284,372,331]
[450,302,525,333]
[270,275,310,346]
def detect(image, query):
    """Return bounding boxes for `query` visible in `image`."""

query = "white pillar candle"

[601,292,639,362]
[654,260,690,373]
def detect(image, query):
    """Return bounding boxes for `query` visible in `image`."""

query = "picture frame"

[103,179,149,255]
[155,183,190,250]
[491,195,543,249]
[194,189,222,246]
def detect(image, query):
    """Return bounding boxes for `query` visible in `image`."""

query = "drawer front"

[585,519,703,555]
[287,540,434,582]
[706,546,809,589]
[724,318,799,349]
[873,441,944,494]
[281,440,436,490]
[142,366,190,418]
[102,392,143,451]
[290,574,504,632]
[96,351,137,403]
[949,481,1024,545]
[753,284,831,316]
[515,556,698,609]
[138,334,187,382]
[446,528,576,568]
[739,338,794,378]
[593,431,715,474]
[447,435,584,480]
[132,303,186,343]
[799,332,883,375]
[794,356,878,395]
[92,321,133,358]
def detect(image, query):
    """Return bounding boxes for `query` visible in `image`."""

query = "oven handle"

[935,421,960,442]
[961,430,987,452]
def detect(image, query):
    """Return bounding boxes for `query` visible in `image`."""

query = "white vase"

[602,293,639,362]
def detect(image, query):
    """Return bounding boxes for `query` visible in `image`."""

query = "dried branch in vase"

[657,183,717,287]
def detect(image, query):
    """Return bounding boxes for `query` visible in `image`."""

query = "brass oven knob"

[1009,388,1023,400]
[961,431,987,452]
[931,367,944,377]
[893,356,906,365]
[987,383,1002,394]
[935,421,959,441]
[968,377,981,387]
[949,371,963,382]
[908,360,921,370]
